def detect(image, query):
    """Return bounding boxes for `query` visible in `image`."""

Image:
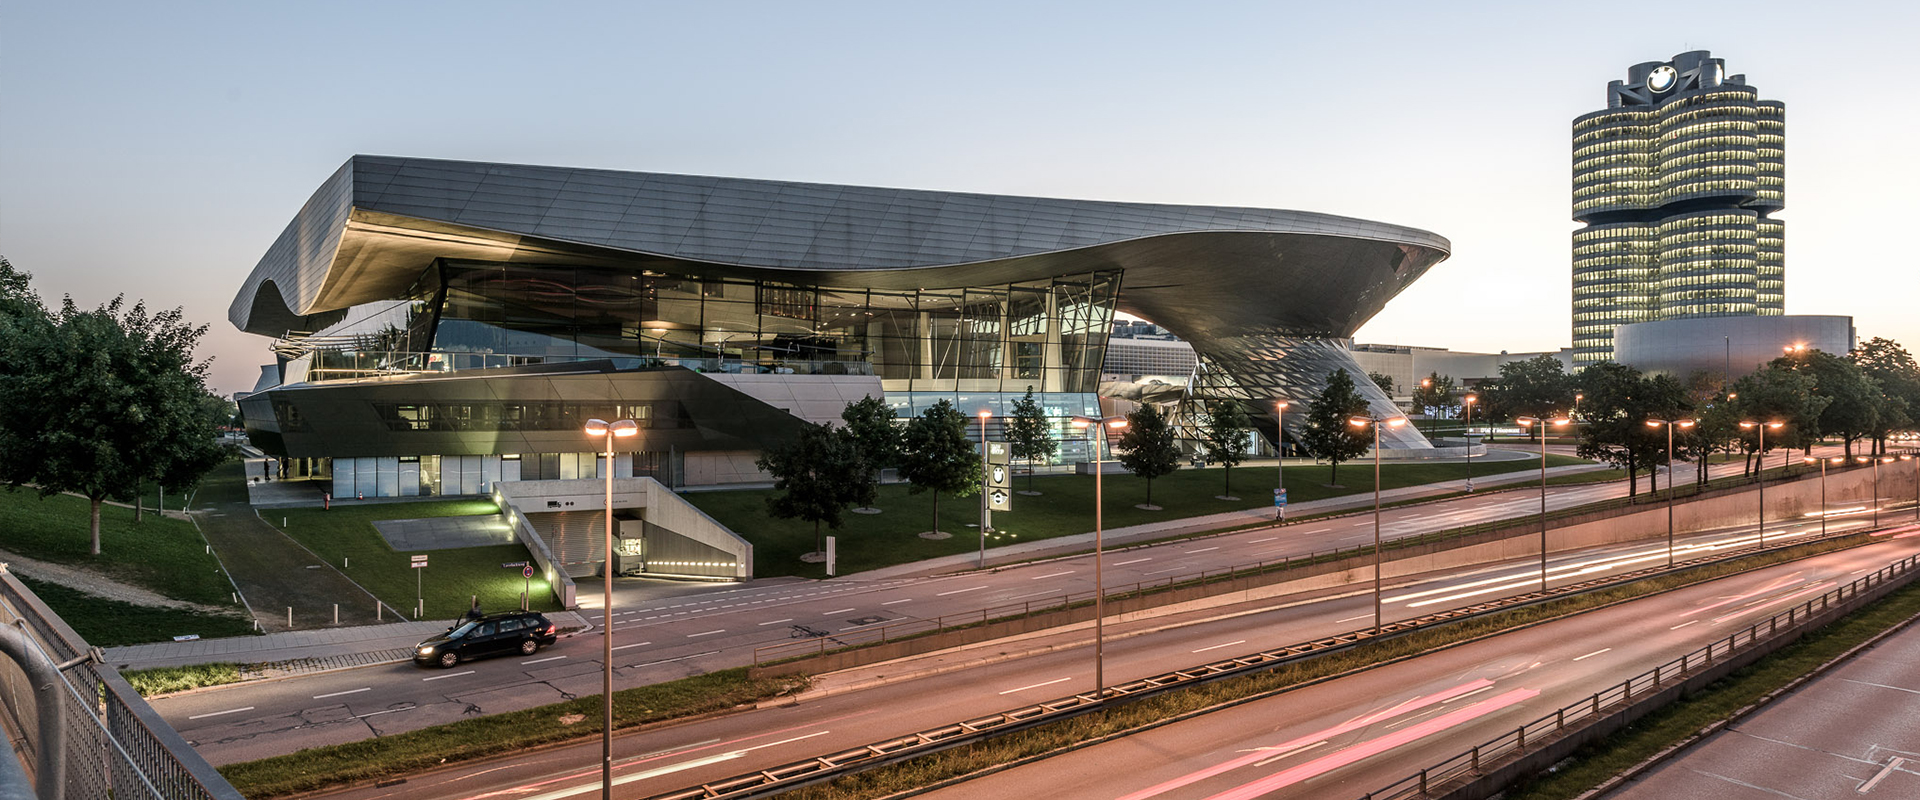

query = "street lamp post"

[583,417,637,800]
[1463,393,1478,493]
[1803,456,1843,537]
[1071,414,1128,698]
[978,411,991,569]
[1348,413,1409,633]
[1275,400,1290,521]
[1646,418,1696,567]
[1516,415,1570,593]
[1905,454,1919,523]
[1739,421,1783,546]
[1861,456,1895,529]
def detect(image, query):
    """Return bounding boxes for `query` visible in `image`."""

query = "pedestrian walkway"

[195,494,388,631]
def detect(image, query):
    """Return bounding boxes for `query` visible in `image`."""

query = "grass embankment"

[688,455,1589,578]
[219,668,807,798]
[778,534,1881,800]
[1504,573,1920,799]
[273,501,564,618]
[0,485,236,605]
[15,578,254,646]
[122,662,243,696]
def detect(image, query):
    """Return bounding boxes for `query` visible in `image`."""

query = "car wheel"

[438,650,459,668]
[519,638,539,655]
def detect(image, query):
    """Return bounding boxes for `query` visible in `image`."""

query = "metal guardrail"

[664,517,1871,799]
[1355,551,1920,800]
[0,567,246,800]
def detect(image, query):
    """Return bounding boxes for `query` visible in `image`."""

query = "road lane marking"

[504,730,835,800]
[1007,589,1061,601]
[998,677,1072,695]
[1187,546,1220,553]
[882,599,913,605]
[758,618,794,625]
[611,641,654,651]
[1249,537,1278,543]
[822,608,855,615]
[1861,756,1906,793]
[1335,614,1372,623]
[1030,571,1075,580]
[423,670,475,681]
[355,706,413,719]
[187,706,254,720]
[521,655,567,665]
[1573,649,1612,662]
[1671,620,1698,630]
[1143,567,1183,575]
[1193,640,1247,654]
[936,585,987,596]
[1114,558,1153,566]
[687,630,725,638]
[629,651,720,668]
[313,687,371,699]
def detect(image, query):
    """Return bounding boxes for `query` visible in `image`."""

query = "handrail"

[0,624,65,800]
[1354,552,1920,800]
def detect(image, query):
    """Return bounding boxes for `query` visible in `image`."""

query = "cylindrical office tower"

[1570,51,1784,367]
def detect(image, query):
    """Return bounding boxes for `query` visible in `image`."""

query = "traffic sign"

[410,561,429,569]
[502,561,528,568]
[989,487,1011,512]
[522,565,534,579]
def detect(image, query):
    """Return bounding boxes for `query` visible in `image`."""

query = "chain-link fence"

[0,567,245,800]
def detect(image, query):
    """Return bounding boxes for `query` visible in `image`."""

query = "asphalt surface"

[1606,594,1920,799]
[155,448,1895,762]
[281,524,1920,800]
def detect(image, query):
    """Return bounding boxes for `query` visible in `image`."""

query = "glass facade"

[1571,52,1785,366]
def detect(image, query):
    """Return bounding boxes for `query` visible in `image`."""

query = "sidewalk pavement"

[840,460,1609,581]
[104,611,589,672]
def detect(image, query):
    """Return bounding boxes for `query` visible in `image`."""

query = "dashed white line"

[758,618,794,625]
[1113,558,1152,566]
[1573,648,1612,662]
[521,655,567,665]
[1143,567,1183,575]
[998,677,1072,695]
[1335,614,1372,623]
[1192,640,1247,654]
[611,641,654,651]
[823,608,855,616]
[1030,571,1075,580]
[882,599,914,605]
[937,585,988,596]
[1249,537,1278,543]
[1187,547,1220,554]
[188,706,254,720]
[687,630,726,638]
[1671,620,1698,630]
[355,706,413,719]
[313,687,371,699]
[423,670,475,681]
[629,651,720,668]
[1007,589,1061,601]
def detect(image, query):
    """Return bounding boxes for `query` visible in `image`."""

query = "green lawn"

[0,487,235,605]
[275,502,563,618]
[16,577,255,646]
[687,455,1591,578]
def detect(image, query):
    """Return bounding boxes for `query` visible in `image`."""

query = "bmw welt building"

[232,156,1449,498]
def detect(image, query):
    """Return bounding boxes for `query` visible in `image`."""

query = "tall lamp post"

[1070,414,1128,698]
[1463,393,1478,492]
[583,417,636,800]
[1802,455,1843,537]
[1738,421,1783,546]
[1905,453,1919,523]
[1516,415,1570,592]
[1646,418,1696,567]
[1348,413,1409,634]
[1860,455,1895,529]
[1275,400,1290,521]
[977,410,992,568]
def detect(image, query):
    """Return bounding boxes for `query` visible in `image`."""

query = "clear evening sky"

[4,1,1915,396]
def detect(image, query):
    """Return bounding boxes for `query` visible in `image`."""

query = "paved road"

[1606,595,1920,799]
[158,447,1892,760]
[287,524,1920,800]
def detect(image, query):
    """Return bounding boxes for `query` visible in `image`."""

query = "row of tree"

[0,258,231,554]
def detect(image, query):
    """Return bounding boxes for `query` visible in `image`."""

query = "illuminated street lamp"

[1070,414,1129,698]
[1348,413,1409,633]
[1274,400,1290,521]
[1646,418,1696,567]
[1738,421,1784,546]
[1516,416,1571,592]
[1463,393,1478,492]
[583,417,637,800]
[1859,455,1896,529]
[978,410,991,569]
[1802,455,1845,537]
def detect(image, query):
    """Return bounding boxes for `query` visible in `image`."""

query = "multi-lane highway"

[281,521,1920,800]
[157,448,1893,764]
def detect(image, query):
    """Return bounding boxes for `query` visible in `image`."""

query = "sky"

[4,1,1916,397]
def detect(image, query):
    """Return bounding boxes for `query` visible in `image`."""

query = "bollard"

[254,619,261,632]
[231,592,237,604]
[283,517,288,527]
[344,557,349,569]
[287,607,293,628]
[333,604,339,625]
[377,602,382,622]
[206,544,211,554]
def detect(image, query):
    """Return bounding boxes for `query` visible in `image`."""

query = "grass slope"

[274,501,563,617]
[0,486,235,605]
[688,455,1589,577]
[16,577,254,646]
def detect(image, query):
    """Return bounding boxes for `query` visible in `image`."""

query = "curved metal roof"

[230,156,1450,337]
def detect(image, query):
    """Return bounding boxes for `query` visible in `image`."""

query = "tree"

[1573,362,1690,496]
[1411,372,1456,418]
[0,294,227,554]
[898,400,980,535]
[840,395,901,506]
[1004,388,1057,493]
[1775,348,1881,458]
[1198,399,1252,498]
[1115,403,1180,508]
[1367,371,1396,396]
[1728,364,1826,475]
[1853,337,1920,455]
[1479,355,1575,441]
[1299,368,1373,485]
[755,423,876,558]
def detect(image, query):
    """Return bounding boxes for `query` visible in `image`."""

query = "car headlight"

[418,646,434,655]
